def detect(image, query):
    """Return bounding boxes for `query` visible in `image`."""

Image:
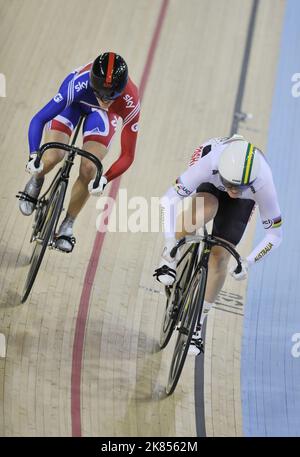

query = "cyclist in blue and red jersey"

[19,52,140,252]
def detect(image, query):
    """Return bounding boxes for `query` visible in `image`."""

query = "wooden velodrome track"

[0,0,284,437]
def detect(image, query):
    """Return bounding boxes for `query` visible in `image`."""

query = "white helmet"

[218,138,260,187]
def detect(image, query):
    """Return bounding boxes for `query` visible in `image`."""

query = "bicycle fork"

[194,243,211,333]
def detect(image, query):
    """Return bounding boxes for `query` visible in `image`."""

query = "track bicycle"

[17,116,103,303]
[159,226,242,395]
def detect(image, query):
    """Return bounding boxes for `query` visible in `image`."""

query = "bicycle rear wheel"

[166,265,207,395]
[159,244,199,349]
[21,181,66,303]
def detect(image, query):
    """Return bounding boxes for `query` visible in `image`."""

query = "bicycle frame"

[169,229,242,317]
[171,226,243,274]
[164,227,243,394]
[36,142,103,194]
[30,115,103,241]
[34,115,103,193]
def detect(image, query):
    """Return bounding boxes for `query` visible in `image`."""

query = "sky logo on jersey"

[123,94,135,108]
[75,80,88,92]
[54,93,63,103]
[173,178,192,197]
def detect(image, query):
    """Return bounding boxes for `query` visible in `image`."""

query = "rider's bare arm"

[160,143,213,239]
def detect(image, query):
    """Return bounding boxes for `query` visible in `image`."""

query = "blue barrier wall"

[241,0,300,437]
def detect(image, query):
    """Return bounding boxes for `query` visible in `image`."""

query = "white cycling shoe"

[153,258,177,286]
[55,217,76,253]
[188,329,204,356]
[153,240,179,286]
[19,176,44,216]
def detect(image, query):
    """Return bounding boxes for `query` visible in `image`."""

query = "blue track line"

[241,0,300,437]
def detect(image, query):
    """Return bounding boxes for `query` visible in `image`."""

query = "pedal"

[48,240,57,250]
[193,338,205,354]
[32,236,43,244]
[170,306,179,319]
[52,235,76,253]
[177,326,189,336]
[16,191,38,205]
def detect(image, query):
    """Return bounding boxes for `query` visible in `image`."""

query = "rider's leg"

[19,129,69,216]
[175,192,219,239]
[56,141,108,252]
[176,192,231,303]
[201,194,255,311]
[68,141,107,218]
[188,242,232,354]
[38,129,69,176]
[175,192,224,355]
[157,192,219,286]
[56,108,116,252]
[204,243,232,303]
[189,195,254,354]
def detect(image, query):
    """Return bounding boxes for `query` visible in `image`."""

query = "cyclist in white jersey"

[154,135,283,355]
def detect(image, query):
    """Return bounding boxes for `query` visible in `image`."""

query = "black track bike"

[159,226,243,395]
[17,116,103,303]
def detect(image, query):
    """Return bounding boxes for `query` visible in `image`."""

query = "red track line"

[139,0,169,98]
[71,0,169,437]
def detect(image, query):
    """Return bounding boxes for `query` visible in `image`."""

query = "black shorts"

[196,183,255,246]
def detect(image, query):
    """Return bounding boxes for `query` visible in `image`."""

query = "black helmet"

[90,52,128,100]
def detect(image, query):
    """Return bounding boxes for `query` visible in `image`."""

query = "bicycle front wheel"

[166,265,207,395]
[159,285,180,350]
[159,244,199,349]
[21,181,66,303]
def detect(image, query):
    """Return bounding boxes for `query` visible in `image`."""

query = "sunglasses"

[93,88,122,102]
[220,176,251,190]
